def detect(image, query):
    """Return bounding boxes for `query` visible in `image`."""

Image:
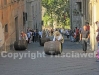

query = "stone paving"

[0,38,99,75]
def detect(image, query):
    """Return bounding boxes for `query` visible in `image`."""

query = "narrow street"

[0,38,99,75]
[0,0,99,75]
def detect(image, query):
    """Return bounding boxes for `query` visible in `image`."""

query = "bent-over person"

[53,31,64,50]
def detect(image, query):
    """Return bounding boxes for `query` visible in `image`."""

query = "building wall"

[88,0,99,51]
[0,0,25,51]
[70,0,99,51]
[0,22,4,48]
[79,0,99,51]
[0,0,4,48]
[70,0,83,29]
[26,0,42,31]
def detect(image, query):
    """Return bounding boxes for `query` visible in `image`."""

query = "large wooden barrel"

[14,40,27,50]
[39,38,50,46]
[44,41,62,55]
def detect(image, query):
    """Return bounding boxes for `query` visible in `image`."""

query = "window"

[23,12,27,25]
[76,2,82,12]
[5,24,8,32]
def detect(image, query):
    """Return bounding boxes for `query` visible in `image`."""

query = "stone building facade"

[25,0,42,31]
[0,0,25,51]
[70,0,99,51]
[79,0,99,51]
[87,0,99,51]
[70,0,83,29]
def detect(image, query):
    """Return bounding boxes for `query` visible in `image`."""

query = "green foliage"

[42,0,70,28]
[42,14,50,26]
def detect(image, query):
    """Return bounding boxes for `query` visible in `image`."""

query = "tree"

[42,0,70,28]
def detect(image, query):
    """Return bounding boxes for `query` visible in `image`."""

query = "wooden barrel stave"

[44,41,62,55]
[40,38,50,46]
[14,40,27,50]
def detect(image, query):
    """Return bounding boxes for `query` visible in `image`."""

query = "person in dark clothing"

[34,30,37,42]
[70,30,74,42]
[35,30,39,42]
[80,25,90,53]
[32,29,39,42]
[32,30,35,42]
[75,29,80,42]
[74,27,80,42]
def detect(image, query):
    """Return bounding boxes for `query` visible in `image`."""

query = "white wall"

[0,22,4,47]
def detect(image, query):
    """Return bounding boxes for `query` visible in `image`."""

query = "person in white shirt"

[53,31,64,50]
[53,31,64,43]
[27,31,31,43]
[61,29,64,33]
[38,30,42,38]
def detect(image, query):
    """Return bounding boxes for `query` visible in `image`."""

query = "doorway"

[15,17,19,41]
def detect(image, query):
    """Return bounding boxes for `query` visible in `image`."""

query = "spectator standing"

[27,31,31,43]
[80,25,90,53]
[70,30,74,42]
[32,30,35,43]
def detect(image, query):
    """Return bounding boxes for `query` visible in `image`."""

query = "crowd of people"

[16,22,99,59]
[19,23,90,44]
[19,28,54,44]
[19,22,90,53]
[58,22,90,43]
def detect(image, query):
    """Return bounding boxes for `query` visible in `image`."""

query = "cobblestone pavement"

[0,38,99,75]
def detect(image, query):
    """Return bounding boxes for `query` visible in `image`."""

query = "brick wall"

[0,0,25,51]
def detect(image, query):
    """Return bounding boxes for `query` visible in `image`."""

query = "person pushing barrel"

[53,31,64,50]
